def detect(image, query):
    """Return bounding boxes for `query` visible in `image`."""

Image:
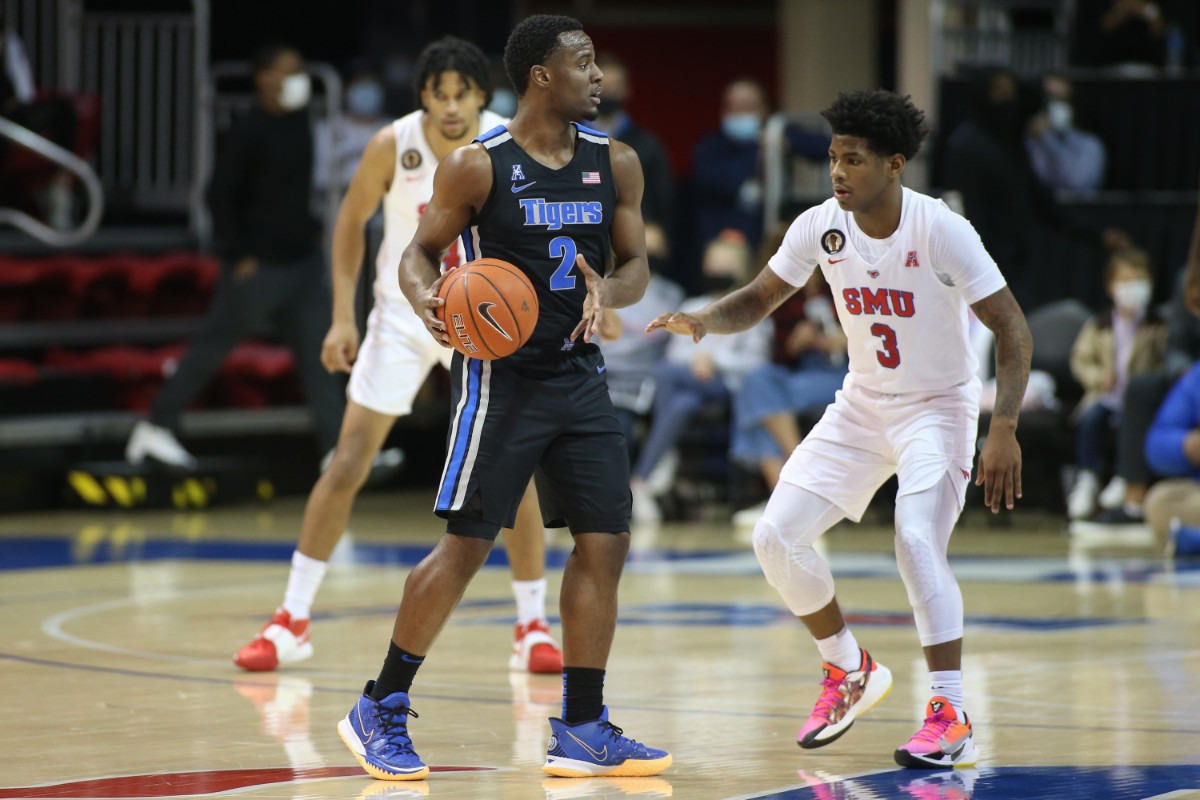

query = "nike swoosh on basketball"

[511,181,537,193]
[565,730,608,762]
[477,302,514,341]
[829,257,848,264]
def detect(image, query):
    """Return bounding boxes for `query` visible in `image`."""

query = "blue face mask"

[346,82,383,117]
[722,113,761,142]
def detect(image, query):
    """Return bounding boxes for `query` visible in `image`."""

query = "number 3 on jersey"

[870,322,901,368]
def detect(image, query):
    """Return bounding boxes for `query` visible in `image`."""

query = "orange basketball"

[437,258,539,360]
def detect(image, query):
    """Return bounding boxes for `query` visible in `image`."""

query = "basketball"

[437,258,539,360]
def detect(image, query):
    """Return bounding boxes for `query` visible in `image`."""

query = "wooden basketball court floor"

[2,489,1199,800]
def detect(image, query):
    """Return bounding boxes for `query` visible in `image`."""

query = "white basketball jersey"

[769,187,1006,394]
[374,108,507,304]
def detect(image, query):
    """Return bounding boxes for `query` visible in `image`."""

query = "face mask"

[278,73,311,111]
[597,98,624,117]
[703,274,738,294]
[1113,279,1151,312]
[346,81,383,117]
[722,113,761,142]
[1046,99,1072,131]
[489,89,516,118]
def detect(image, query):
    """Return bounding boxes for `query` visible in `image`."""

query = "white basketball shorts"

[347,295,452,417]
[779,376,981,522]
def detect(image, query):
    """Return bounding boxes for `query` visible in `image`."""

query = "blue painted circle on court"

[766,765,1200,800]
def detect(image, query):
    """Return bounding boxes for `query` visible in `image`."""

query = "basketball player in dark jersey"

[338,15,671,782]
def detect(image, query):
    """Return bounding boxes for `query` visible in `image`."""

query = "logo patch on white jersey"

[867,269,880,279]
[821,228,846,255]
[400,148,422,170]
[905,250,920,267]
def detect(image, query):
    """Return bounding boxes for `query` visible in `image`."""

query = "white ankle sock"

[930,669,964,715]
[512,578,547,626]
[814,627,861,672]
[282,551,327,620]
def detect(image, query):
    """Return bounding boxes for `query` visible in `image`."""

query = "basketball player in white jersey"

[650,89,1032,768]
[235,37,562,676]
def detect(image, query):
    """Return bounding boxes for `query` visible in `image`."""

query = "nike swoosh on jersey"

[829,257,848,264]
[510,181,537,193]
[477,302,514,341]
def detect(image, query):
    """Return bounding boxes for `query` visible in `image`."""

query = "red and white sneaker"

[233,609,313,672]
[509,619,563,674]
[797,648,893,749]
[894,696,979,769]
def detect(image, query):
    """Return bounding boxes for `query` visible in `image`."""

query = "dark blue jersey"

[464,122,617,354]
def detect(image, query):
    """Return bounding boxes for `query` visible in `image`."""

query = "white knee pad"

[894,524,941,606]
[894,474,964,646]
[752,517,835,617]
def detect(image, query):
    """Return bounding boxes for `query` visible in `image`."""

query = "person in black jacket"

[125,43,344,468]
[940,68,1129,311]
[592,53,675,277]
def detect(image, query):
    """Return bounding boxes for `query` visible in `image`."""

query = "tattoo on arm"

[972,288,1033,423]
[703,275,799,334]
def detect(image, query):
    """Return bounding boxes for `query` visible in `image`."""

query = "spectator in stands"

[126,44,345,469]
[314,62,389,193]
[593,54,676,284]
[1025,73,1107,194]
[941,68,1130,311]
[1142,360,1200,549]
[729,227,847,527]
[600,253,686,466]
[0,8,78,229]
[1098,0,1167,68]
[690,79,770,257]
[629,231,771,525]
[1066,247,1167,520]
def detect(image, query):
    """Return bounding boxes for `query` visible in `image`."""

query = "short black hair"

[252,43,300,76]
[820,89,929,160]
[413,36,493,106]
[503,14,584,96]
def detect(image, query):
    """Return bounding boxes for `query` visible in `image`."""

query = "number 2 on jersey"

[549,236,577,291]
[870,322,901,368]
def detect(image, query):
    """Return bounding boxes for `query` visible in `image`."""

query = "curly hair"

[413,36,493,107]
[503,14,584,97]
[820,89,929,160]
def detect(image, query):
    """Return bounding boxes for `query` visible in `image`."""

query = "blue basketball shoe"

[338,681,430,780]
[543,707,672,777]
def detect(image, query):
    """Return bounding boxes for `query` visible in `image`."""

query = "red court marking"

[0,766,494,798]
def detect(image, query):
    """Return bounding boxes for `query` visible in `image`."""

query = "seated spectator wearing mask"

[1025,73,1107,194]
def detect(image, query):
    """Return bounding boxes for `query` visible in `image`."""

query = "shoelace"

[597,720,643,749]
[910,712,953,744]
[377,705,420,754]
[811,676,847,718]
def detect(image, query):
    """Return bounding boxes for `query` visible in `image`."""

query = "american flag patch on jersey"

[581,171,600,184]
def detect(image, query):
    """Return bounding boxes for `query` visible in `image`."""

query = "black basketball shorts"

[434,345,633,539]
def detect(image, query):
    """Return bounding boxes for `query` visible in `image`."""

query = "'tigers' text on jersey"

[518,198,604,231]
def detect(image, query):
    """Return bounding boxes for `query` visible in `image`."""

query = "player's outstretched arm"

[324,124,396,372]
[647,264,799,342]
[971,286,1033,513]
[399,144,493,346]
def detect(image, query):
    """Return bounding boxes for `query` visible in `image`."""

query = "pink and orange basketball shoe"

[894,696,979,769]
[797,648,893,749]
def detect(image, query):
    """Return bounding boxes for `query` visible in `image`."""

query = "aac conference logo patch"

[821,228,846,255]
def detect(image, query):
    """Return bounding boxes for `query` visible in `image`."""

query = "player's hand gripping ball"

[437,258,539,359]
